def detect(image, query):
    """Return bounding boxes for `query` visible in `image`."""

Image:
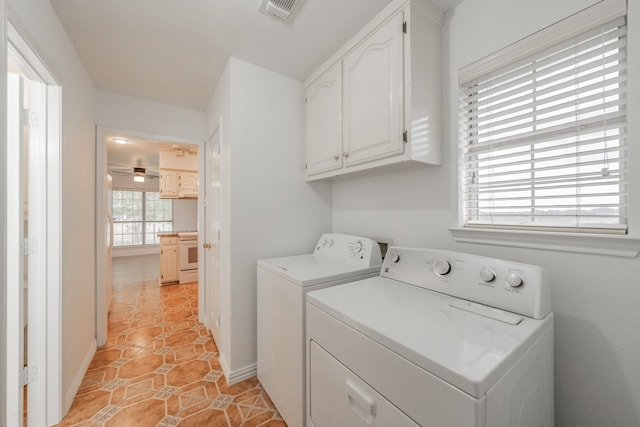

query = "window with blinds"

[460,16,627,234]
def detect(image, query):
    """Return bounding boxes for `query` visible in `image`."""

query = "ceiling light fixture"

[112,137,129,145]
[133,167,146,183]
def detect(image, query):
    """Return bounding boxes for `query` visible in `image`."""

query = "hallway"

[56,255,285,426]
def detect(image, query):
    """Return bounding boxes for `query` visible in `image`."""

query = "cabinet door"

[160,244,179,283]
[179,171,198,198]
[160,170,178,199]
[343,12,404,167]
[305,61,343,176]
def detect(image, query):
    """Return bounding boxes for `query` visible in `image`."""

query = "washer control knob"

[480,269,496,282]
[434,259,452,276]
[505,272,523,287]
[328,239,334,247]
[353,241,363,252]
[390,253,400,263]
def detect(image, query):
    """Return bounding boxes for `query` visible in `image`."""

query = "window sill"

[449,227,640,258]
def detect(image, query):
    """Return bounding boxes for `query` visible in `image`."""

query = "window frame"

[112,190,173,247]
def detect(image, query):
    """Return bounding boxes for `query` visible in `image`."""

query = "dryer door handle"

[345,378,376,422]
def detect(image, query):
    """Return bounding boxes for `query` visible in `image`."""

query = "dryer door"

[309,341,419,427]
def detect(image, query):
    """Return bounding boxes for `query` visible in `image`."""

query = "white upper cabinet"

[343,12,404,167]
[159,151,199,199]
[160,170,179,199]
[178,171,199,198]
[305,61,343,175]
[304,0,443,181]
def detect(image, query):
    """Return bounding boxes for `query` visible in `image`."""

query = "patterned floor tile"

[54,255,286,427]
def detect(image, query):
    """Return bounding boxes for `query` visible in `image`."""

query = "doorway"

[95,126,203,346]
[5,21,62,426]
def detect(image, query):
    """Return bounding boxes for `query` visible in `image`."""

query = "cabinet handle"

[343,152,349,158]
[203,243,211,249]
[333,154,339,160]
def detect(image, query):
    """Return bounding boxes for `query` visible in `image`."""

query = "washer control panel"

[314,233,382,267]
[382,247,550,319]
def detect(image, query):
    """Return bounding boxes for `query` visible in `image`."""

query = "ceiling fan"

[108,163,160,179]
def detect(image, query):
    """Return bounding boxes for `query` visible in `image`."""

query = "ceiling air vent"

[258,0,300,20]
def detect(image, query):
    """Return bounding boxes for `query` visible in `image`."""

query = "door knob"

[203,243,211,249]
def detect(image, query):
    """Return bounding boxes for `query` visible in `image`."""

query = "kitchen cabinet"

[160,235,179,284]
[304,0,443,181]
[178,171,199,198]
[159,169,198,199]
[160,170,179,198]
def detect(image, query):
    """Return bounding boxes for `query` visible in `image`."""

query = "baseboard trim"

[223,360,257,386]
[63,339,97,415]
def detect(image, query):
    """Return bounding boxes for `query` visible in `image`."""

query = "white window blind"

[460,16,627,234]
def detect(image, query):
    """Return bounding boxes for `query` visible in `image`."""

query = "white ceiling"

[50,0,461,111]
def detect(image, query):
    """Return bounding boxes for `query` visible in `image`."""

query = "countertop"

[157,231,197,237]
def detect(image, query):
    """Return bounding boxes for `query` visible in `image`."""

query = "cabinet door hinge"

[403,130,408,143]
[305,163,308,170]
[403,21,407,34]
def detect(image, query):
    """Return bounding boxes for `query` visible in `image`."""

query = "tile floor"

[55,255,285,427]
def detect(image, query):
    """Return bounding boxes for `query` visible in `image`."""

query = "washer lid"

[306,277,553,398]
[258,254,380,287]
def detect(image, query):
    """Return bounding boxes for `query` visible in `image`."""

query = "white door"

[342,12,405,167]
[204,127,222,343]
[6,73,48,427]
[305,61,343,176]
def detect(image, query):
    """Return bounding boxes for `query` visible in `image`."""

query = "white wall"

[95,91,205,142]
[332,0,640,426]
[7,0,97,416]
[206,57,333,378]
[173,199,198,231]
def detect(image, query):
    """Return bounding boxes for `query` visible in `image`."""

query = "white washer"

[306,247,554,427]
[257,233,383,427]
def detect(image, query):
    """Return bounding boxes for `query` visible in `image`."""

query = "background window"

[112,190,173,247]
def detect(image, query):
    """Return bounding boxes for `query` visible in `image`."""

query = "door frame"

[95,126,203,346]
[4,13,63,426]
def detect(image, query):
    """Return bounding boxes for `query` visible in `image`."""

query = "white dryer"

[257,233,383,427]
[306,247,554,427]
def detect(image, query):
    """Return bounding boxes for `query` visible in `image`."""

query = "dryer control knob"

[434,259,452,276]
[390,253,400,263]
[505,272,523,287]
[480,269,496,282]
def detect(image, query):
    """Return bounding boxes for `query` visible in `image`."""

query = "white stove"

[178,232,198,284]
[306,247,554,427]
